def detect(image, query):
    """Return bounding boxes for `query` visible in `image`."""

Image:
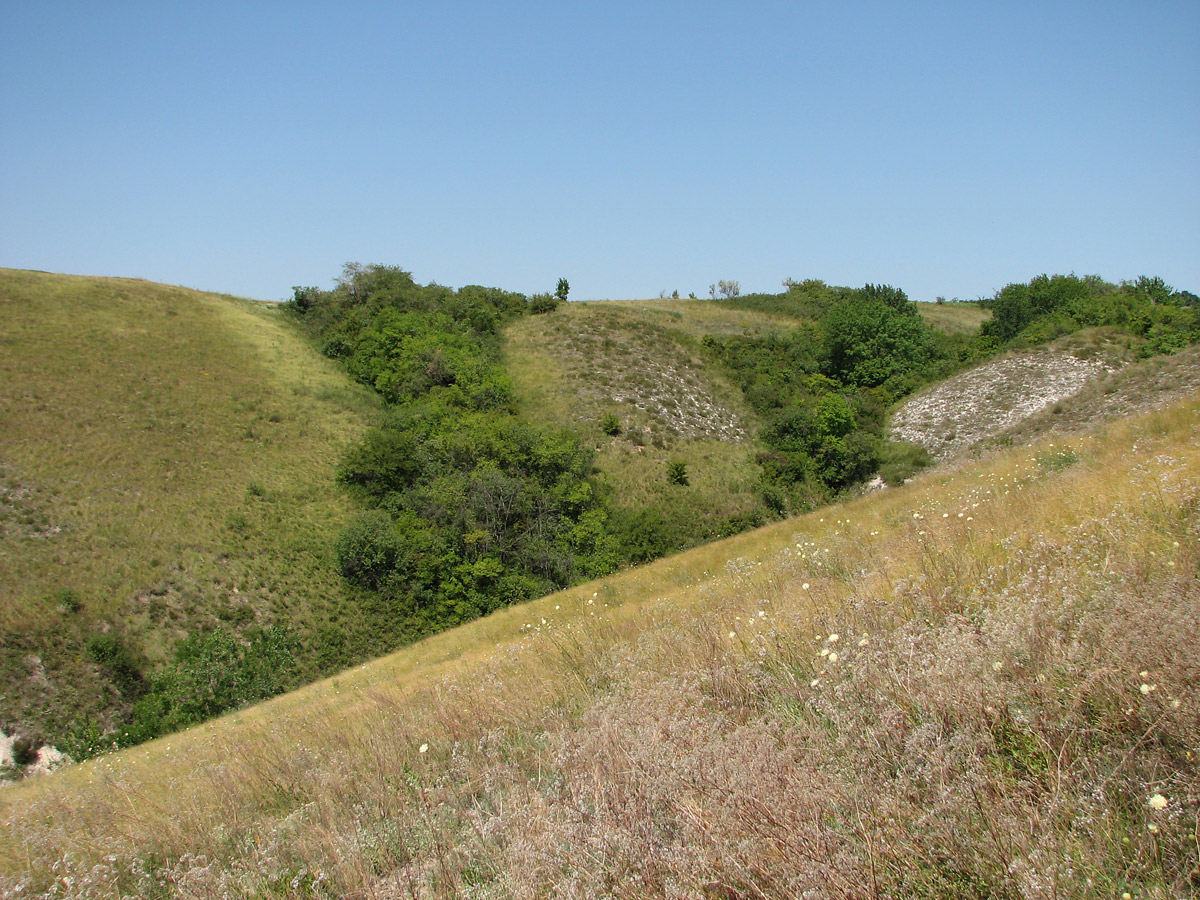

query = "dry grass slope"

[0,269,377,738]
[1,380,1196,898]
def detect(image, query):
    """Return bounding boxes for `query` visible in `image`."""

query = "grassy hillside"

[2,381,1195,897]
[504,300,769,543]
[913,299,990,334]
[0,269,378,742]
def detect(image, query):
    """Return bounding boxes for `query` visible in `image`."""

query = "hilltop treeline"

[979,273,1199,351]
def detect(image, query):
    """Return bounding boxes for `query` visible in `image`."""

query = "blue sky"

[2,1,1197,302]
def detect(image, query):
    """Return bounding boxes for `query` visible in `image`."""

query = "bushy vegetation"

[704,281,963,510]
[980,273,1200,354]
[288,265,622,633]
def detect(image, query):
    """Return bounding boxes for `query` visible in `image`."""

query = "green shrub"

[667,460,689,486]
[335,510,405,591]
[878,440,932,485]
[129,627,298,742]
[529,293,560,314]
[10,735,38,767]
[600,413,621,436]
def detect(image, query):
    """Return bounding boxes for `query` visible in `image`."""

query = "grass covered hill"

[0,269,381,746]
[1,373,1196,897]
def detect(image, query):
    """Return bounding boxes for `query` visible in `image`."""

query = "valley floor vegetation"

[1,383,1196,898]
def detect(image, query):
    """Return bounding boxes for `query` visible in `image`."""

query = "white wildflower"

[419,743,429,754]
[1148,793,1168,810]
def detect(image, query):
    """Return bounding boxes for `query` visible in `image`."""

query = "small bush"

[600,413,621,436]
[10,735,38,767]
[667,460,689,486]
[54,588,82,614]
[877,439,932,485]
[529,293,561,314]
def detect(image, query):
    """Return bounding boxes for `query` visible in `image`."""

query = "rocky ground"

[889,342,1200,460]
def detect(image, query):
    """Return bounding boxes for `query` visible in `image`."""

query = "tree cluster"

[288,266,619,636]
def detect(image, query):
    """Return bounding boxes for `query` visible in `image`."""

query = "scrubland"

[2,386,1196,898]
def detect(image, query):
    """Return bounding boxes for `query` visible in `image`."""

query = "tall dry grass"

[1,394,1197,899]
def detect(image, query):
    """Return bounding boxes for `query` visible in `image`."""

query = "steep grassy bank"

[3,385,1195,898]
[0,269,377,744]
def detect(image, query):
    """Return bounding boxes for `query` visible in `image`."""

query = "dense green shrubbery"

[64,626,300,759]
[288,265,622,637]
[979,273,1199,351]
[706,281,942,509]
[126,627,298,743]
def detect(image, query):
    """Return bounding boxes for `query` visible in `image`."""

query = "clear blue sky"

[2,1,1198,302]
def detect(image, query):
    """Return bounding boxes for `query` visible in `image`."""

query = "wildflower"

[1148,793,1168,810]
[827,633,840,643]
[828,652,839,663]
[810,678,820,687]
[1147,823,1160,834]
[802,583,810,590]
[992,661,1003,672]
[1140,683,1156,695]
[820,648,830,657]
[858,636,869,647]
[729,631,736,639]
[419,744,429,754]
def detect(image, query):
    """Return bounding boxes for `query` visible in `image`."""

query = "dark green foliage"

[127,627,298,742]
[612,507,682,564]
[600,412,621,436]
[821,286,936,389]
[667,460,689,486]
[290,264,623,640]
[10,735,38,767]
[978,273,1199,351]
[706,283,943,505]
[335,509,407,591]
[555,278,570,303]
